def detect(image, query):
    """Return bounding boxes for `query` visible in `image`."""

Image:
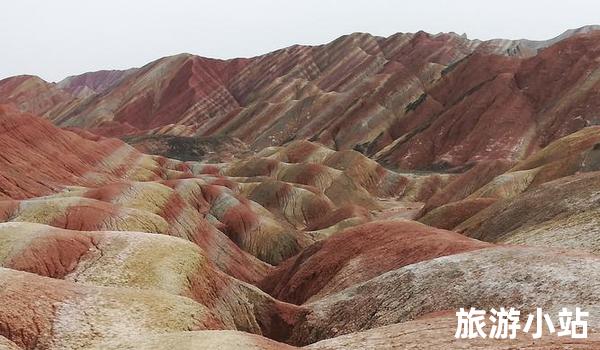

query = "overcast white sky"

[1,0,599,82]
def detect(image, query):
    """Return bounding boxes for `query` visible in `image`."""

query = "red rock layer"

[260,220,491,304]
[376,32,600,169]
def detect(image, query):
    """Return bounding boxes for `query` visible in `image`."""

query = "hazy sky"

[2,0,599,82]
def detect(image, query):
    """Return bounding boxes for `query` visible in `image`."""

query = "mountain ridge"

[1,25,600,173]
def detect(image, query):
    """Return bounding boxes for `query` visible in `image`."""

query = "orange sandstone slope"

[0,104,158,200]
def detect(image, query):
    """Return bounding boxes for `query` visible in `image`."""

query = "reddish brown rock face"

[4,230,94,279]
[259,220,491,305]
[0,76,74,117]
[3,27,600,349]
[417,159,515,215]
[377,32,600,170]
[418,197,498,230]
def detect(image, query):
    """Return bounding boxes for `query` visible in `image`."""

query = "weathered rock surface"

[418,197,497,229]
[457,171,600,253]
[291,246,600,345]
[0,267,223,349]
[260,220,490,305]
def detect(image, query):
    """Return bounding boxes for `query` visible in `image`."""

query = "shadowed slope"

[419,197,498,230]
